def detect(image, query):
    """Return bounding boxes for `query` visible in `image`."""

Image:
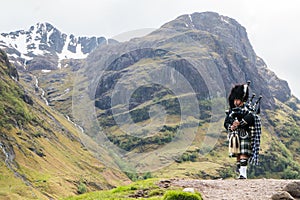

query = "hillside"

[0,49,129,199]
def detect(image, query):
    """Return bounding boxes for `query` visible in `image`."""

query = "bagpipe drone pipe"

[245,81,262,115]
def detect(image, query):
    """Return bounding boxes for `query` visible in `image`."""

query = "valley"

[0,11,300,199]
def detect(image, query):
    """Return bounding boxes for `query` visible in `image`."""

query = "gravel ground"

[169,178,299,200]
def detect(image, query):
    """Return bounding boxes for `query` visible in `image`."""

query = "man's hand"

[230,120,240,131]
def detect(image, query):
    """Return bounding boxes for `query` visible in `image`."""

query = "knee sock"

[239,159,248,178]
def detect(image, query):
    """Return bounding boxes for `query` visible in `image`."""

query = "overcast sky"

[1,0,299,98]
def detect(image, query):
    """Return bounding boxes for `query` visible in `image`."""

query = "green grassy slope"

[0,50,129,199]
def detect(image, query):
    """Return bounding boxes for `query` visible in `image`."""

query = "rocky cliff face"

[0,49,19,80]
[163,12,291,108]
[83,12,291,115]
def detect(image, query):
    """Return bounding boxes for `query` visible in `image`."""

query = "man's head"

[229,84,249,108]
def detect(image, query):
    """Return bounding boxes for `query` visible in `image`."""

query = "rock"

[0,49,19,80]
[28,147,45,157]
[271,191,295,200]
[128,189,148,198]
[183,187,195,193]
[283,181,300,198]
[158,180,171,188]
[22,93,34,105]
[88,181,103,190]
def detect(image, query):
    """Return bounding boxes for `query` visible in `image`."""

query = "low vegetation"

[163,190,202,200]
[63,178,202,200]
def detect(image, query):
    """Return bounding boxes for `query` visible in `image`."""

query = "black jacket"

[224,106,254,131]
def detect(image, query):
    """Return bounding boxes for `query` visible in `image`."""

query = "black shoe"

[238,175,246,179]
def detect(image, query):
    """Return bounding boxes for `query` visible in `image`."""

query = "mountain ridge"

[0,22,118,71]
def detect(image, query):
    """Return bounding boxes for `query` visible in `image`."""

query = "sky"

[1,0,299,98]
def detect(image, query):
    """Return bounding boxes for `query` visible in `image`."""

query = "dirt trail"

[170,178,299,200]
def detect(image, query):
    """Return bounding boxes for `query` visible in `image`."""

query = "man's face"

[234,99,243,107]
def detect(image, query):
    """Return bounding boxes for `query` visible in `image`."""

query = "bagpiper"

[224,82,262,179]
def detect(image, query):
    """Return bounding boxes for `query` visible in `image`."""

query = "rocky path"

[168,179,300,200]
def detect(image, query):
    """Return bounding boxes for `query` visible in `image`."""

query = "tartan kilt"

[239,131,252,155]
[228,130,252,156]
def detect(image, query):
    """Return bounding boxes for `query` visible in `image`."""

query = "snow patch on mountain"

[0,22,108,71]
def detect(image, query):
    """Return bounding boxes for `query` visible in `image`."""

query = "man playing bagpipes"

[224,82,262,179]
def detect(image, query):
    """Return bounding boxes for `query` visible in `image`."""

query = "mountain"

[1,11,300,199]
[0,22,117,71]
[70,11,300,177]
[160,12,291,108]
[0,49,129,199]
[0,22,117,114]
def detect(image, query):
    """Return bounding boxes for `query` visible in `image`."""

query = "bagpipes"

[245,93,262,115]
[246,81,263,165]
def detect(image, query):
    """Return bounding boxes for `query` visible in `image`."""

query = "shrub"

[163,190,202,200]
[218,166,235,179]
[77,181,87,194]
[143,172,153,179]
[282,167,300,179]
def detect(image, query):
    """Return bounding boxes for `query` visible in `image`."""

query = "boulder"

[271,191,294,200]
[283,181,300,198]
